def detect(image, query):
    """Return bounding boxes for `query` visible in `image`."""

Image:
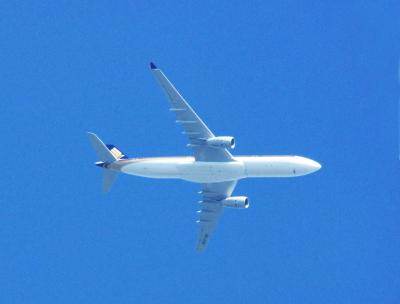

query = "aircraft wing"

[197,180,237,252]
[150,63,234,162]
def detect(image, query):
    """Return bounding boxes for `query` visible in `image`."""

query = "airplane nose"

[293,157,321,176]
[309,160,321,172]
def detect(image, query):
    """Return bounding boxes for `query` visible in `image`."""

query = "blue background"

[1,1,400,303]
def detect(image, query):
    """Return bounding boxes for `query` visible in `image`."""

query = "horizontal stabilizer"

[103,170,118,193]
[87,132,117,163]
[87,132,121,193]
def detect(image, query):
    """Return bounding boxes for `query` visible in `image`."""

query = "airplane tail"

[87,132,128,192]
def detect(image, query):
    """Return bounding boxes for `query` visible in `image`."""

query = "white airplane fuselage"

[111,155,321,183]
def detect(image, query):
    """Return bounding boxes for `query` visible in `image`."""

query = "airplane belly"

[177,161,245,183]
[120,159,181,179]
[241,157,296,177]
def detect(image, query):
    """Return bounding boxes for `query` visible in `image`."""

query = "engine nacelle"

[221,196,249,209]
[206,136,235,149]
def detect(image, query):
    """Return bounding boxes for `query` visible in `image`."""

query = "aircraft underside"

[88,62,321,251]
[112,156,321,183]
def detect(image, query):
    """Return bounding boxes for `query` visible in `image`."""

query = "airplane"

[87,62,321,252]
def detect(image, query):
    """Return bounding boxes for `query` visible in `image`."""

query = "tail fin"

[87,132,126,192]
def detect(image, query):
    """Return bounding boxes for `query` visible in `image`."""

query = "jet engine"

[221,196,249,209]
[206,136,235,149]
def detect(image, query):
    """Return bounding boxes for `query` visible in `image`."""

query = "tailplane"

[87,132,127,192]
[101,170,118,193]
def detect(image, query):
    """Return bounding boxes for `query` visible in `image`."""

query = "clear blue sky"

[1,1,400,303]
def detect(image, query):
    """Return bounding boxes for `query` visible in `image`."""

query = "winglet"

[150,62,157,70]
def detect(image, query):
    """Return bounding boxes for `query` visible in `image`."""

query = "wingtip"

[196,245,205,253]
[150,62,157,69]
